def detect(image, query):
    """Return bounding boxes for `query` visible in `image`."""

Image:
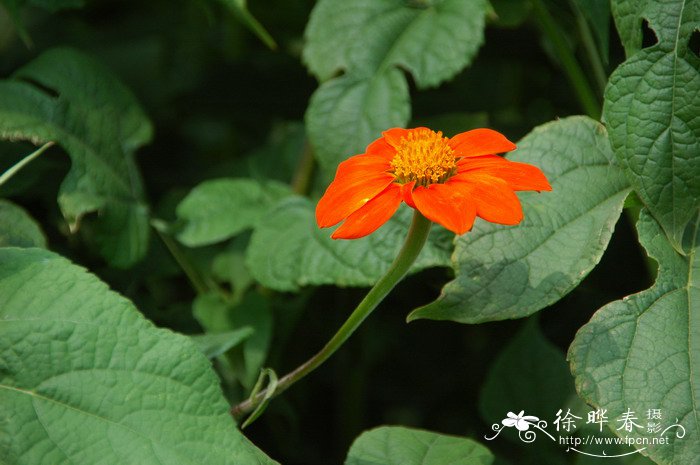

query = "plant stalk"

[530,0,601,119]
[231,210,432,419]
[0,141,54,187]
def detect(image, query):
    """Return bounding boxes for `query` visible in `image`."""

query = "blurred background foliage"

[0,0,655,463]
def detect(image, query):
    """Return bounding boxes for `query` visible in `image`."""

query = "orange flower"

[316,127,551,239]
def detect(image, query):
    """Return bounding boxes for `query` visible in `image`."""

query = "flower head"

[316,127,551,239]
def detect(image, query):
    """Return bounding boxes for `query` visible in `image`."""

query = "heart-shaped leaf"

[0,48,153,267]
[0,248,275,465]
[604,0,700,253]
[410,116,630,323]
[569,210,700,464]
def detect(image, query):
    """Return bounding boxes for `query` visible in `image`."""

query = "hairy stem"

[231,211,432,419]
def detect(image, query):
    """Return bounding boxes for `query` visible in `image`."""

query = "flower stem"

[151,220,226,298]
[291,139,316,196]
[231,211,432,420]
[0,141,54,188]
[530,0,601,119]
[571,0,607,96]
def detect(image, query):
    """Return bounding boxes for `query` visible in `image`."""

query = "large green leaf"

[246,196,453,291]
[409,116,630,323]
[604,0,700,253]
[0,248,275,465]
[345,426,493,465]
[0,48,153,267]
[303,0,488,86]
[0,199,46,248]
[305,70,410,173]
[175,178,291,247]
[569,210,700,464]
[303,0,489,171]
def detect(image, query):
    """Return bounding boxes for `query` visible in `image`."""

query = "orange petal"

[381,128,410,149]
[455,155,552,191]
[365,136,397,160]
[335,154,391,179]
[382,127,433,149]
[412,183,477,235]
[331,184,403,239]
[401,181,416,209]
[316,155,394,228]
[450,174,523,225]
[448,129,517,158]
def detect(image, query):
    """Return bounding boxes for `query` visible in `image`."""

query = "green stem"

[530,0,601,119]
[572,1,607,95]
[0,141,54,187]
[291,139,316,196]
[231,211,432,419]
[152,223,216,296]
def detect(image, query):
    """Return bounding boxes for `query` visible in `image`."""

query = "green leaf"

[228,292,273,389]
[303,0,489,172]
[190,327,254,359]
[345,426,493,465]
[0,248,275,465]
[568,210,700,464]
[0,48,153,267]
[303,0,488,86]
[480,320,574,428]
[489,0,531,28]
[0,199,46,248]
[306,70,410,173]
[193,292,273,389]
[604,0,700,253]
[175,178,291,247]
[410,116,630,323]
[246,196,453,291]
[212,235,255,302]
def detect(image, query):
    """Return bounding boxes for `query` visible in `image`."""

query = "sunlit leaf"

[246,196,453,291]
[0,48,153,267]
[0,248,275,465]
[569,210,700,464]
[604,0,700,253]
[345,426,493,465]
[410,116,630,323]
